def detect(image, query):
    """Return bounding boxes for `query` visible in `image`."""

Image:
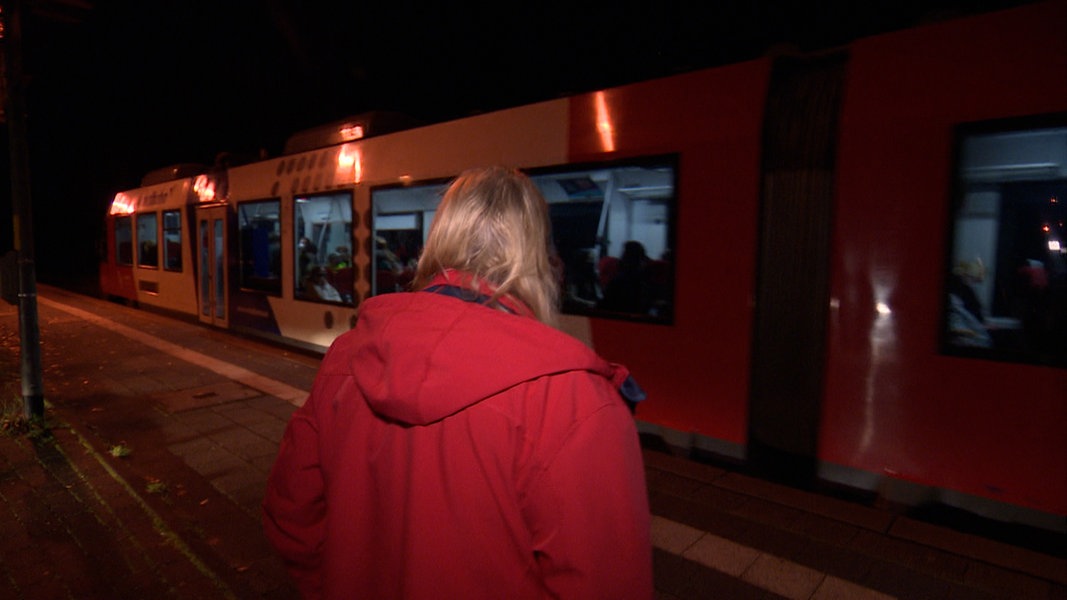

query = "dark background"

[0,0,1035,288]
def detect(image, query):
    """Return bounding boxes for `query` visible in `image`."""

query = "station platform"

[0,285,1063,599]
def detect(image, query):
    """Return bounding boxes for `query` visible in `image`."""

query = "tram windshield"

[942,117,1066,368]
[370,157,677,323]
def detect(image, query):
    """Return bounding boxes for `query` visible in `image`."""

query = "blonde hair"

[953,257,986,283]
[413,166,560,326]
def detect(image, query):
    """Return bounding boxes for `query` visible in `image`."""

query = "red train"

[100,2,1066,532]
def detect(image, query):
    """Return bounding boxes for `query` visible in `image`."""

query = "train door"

[196,206,228,327]
[747,52,847,486]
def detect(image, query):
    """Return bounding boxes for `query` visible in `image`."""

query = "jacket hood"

[339,290,628,425]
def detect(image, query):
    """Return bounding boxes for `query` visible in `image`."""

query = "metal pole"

[3,0,45,420]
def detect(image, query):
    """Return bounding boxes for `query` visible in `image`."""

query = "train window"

[370,184,438,296]
[115,216,133,266]
[942,117,1066,368]
[162,210,182,271]
[530,158,677,323]
[368,156,678,323]
[237,200,281,295]
[136,212,158,268]
[294,192,354,304]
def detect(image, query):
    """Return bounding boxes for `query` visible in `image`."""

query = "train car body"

[820,2,1067,523]
[99,168,215,316]
[99,1,1066,531]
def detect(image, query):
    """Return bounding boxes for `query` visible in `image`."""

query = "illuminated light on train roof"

[193,175,216,202]
[283,112,418,154]
[398,175,413,185]
[109,192,134,215]
[340,123,365,141]
[876,302,892,316]
[1050,240,1062,252]
[595,91,616,153]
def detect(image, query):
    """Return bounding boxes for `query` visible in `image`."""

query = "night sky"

[0,0,1034,286]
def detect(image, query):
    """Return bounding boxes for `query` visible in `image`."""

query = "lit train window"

[162,210,182,272]
[115,216,133,266]
[294,192,354,304]
[942,116,1066,368]
[237,200,281,295]
[136,212,158,268]
[370,183,440,296]
[368,156,677,324]
[530,157,677,324]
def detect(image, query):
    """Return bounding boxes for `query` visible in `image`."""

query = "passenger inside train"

[302,266,342,302]
[368,159,678,324]
[946,258,992,348]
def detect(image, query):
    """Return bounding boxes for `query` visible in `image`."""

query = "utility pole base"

[22,394,43,420]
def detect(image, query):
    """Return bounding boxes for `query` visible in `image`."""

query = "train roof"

[282,111,422,155]
[140,163,209,186]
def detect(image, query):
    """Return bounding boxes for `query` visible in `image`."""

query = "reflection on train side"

[370,157,677,323]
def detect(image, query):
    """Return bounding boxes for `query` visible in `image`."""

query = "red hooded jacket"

[263,275,653,599]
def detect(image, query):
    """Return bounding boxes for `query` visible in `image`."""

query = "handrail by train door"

[196,206,228,328]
